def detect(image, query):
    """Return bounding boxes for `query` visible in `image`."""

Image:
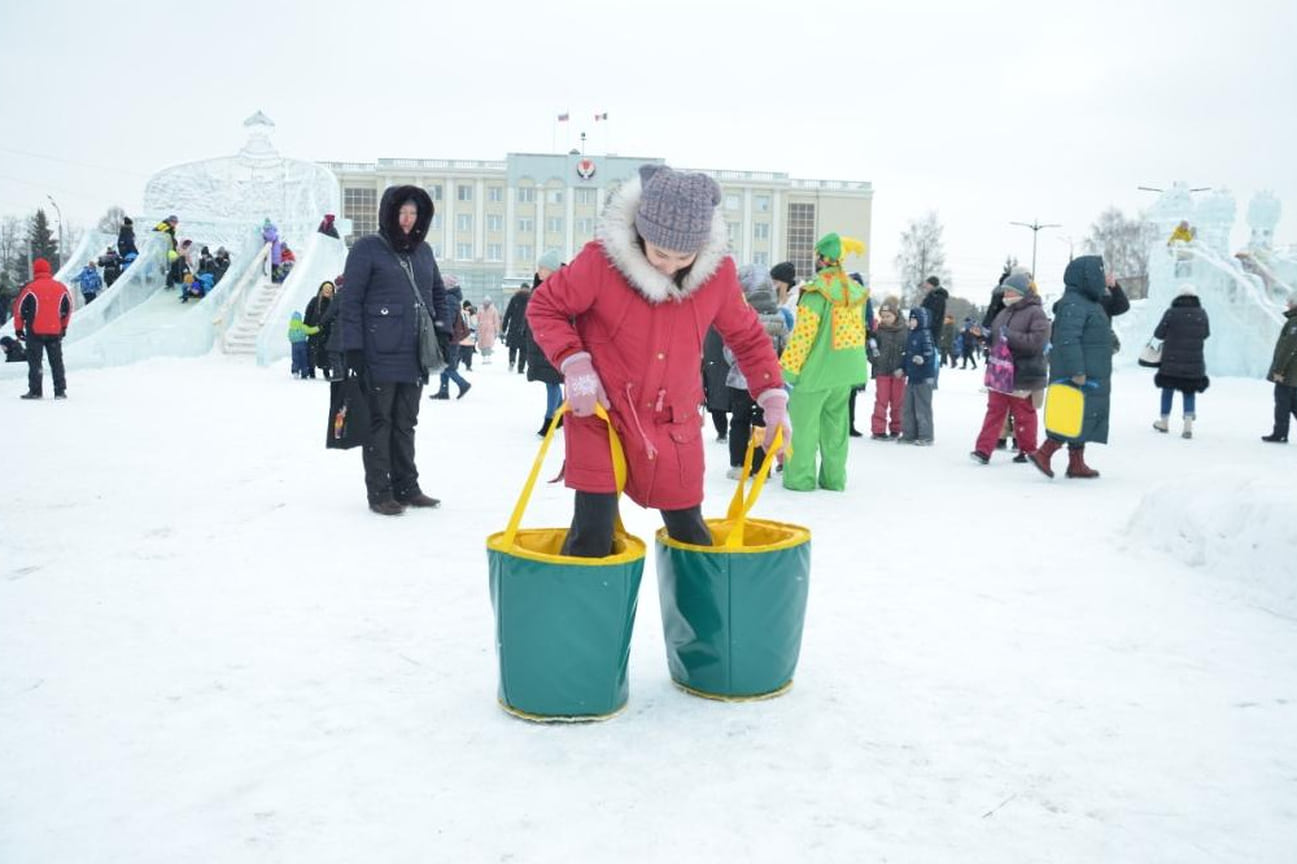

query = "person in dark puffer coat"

[1151,286,1210,439]
[1262,295,1297,443]
[1031,255,1113,479]
[501,283,531,374]
[340,185,450,515]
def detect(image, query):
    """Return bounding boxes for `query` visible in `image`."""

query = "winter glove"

[892,369,903,378]
[345,349,366,379]
[561,351,608,418]
[913,354,925,365]
[757,389,791,453]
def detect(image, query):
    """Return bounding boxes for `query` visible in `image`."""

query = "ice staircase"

[222,277,285,354]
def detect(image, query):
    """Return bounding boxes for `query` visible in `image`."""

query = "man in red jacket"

[14,258,73,399]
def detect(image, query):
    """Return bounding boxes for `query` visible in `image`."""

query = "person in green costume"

[780,232,869,491]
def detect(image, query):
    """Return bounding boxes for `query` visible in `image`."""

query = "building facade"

[321,152,873,303]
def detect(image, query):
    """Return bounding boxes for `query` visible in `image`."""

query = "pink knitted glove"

[757,389,791,452]
[561,351,608,418]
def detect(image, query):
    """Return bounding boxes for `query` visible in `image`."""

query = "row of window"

[447,215,597,235]
[724,193,772,213]
[420,184,598,205]
[346,187,812,272]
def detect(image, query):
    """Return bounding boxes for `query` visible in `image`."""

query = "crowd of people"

[11,182,1294,535]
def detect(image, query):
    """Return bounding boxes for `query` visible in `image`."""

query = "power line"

[0,145,152,178]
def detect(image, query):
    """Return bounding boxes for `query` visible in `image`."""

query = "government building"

[321,152,873,301]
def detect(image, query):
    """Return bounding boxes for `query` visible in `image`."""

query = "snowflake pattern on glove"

[569,375,599,397]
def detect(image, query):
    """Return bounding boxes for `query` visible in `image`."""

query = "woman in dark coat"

[116,217,137,257]
[340,185,450,515]
[303,280,335,378]
[1152,286,1210,438]
[1030,255,1113,479]
[528,264,565,436]
[701,327,730,440]
[501,283,531,374]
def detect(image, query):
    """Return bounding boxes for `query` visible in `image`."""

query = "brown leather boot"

[1066,445,1100,479]
[1029,438,1063,478]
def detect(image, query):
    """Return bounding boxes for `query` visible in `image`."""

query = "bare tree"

[97,205,127,234]
[0,215,24,278]
[1083,207,1157,281]
[895,211,948,306]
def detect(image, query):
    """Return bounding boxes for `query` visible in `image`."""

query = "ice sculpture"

[1116,182,1291,379]
[1,112,343,377]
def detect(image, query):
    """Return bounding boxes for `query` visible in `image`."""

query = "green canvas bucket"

[487,404,646,721]
[655,429,811,700]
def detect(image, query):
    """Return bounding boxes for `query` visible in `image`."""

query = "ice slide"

[53,230,118,311]
[1116,241,1285,380]
[0,232,170,350]
[252,232,347,366]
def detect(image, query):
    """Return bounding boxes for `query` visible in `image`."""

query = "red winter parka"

[527,177,784,511]
[15,258,72,338]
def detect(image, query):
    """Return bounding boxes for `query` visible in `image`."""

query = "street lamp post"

[1010,219,1061,277]
[46,194,64,270]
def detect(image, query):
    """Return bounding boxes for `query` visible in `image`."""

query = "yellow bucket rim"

[655,518,811,554]
[487,529,647,567]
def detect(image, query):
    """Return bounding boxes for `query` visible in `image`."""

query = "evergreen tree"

[27,208,59,270]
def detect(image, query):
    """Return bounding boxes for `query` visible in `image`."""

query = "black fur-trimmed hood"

[379,185,435,253]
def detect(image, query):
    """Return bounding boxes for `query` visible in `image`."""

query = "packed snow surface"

[2,356,1295,862]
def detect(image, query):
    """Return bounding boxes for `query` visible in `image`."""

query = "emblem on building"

[576,158,596,180]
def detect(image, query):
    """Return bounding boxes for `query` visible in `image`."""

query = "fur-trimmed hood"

[595,174,729,304]
[379,185,435,253]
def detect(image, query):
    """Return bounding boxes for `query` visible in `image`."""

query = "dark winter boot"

[456,381,472,399]
[396,492,441,508]
[430,386,450,400]
[538,416,553,437]
[1029,438,1064,478]
[20,391,42,400]
[1261,432,1288,443]
[1065,445,1100,479]
[368,499,405,516]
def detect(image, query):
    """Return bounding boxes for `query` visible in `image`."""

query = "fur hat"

[770,261,796,285]
[737,264,778,314]
[634,164,721,253]
[879,295,901,316]
[925,275,941,288]
[443,273,460,290]
[1178,284,1197,297]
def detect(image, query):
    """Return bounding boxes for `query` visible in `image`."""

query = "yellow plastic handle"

[501,402,626,549]
[723,426,783,549]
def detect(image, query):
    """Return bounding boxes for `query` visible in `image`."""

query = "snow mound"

[1126,474,1297,618]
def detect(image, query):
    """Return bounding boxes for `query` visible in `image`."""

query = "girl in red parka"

[527,165,789,557]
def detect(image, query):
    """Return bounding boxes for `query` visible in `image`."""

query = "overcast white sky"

[2,0,1293,300]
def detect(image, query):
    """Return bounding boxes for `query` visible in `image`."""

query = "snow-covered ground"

[2,353,1295,863]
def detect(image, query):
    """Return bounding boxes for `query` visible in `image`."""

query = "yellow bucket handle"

[501,402,627,549]
[723,426,783,549]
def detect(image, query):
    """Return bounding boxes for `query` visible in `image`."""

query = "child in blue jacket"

[900,307,937,444]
